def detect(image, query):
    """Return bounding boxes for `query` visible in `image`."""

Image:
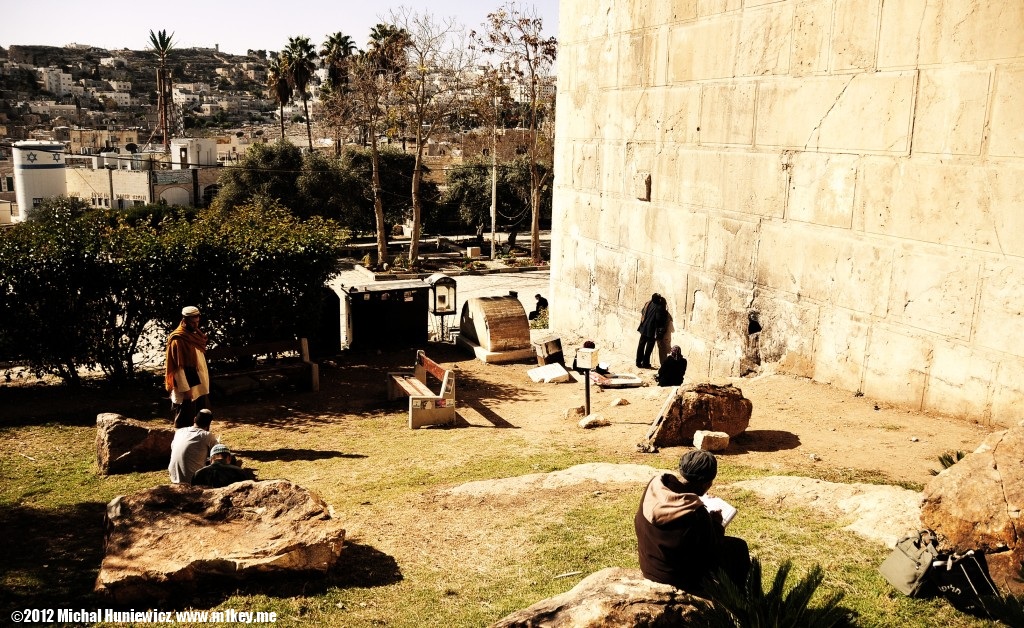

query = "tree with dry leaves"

[476,3,557,263]
[388,7,476,266]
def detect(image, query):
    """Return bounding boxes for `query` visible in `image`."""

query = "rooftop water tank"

[13,140,67,221]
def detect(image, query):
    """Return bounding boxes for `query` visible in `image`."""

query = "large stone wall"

[550,0,1024,425]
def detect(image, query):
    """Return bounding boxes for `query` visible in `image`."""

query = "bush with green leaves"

[213,141,437,237]
[441,157,551,234]
[337,146,438,237]
[0,196,349,385]
[929,450,967,475]
[694,557,856,628]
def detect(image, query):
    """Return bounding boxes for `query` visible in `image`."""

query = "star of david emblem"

[26,152,37,163]
[52,152,61,162]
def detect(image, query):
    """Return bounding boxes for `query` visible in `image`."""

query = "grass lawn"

[0,371,992,628]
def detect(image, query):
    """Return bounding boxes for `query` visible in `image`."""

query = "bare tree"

[337,25,410,266]
[388,7,477,266]
[477,3,557,263]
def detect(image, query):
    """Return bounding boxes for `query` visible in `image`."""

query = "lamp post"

[577,345,599,416]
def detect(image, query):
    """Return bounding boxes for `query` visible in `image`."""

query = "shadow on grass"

[727,430,802,453]
[0,501,107,610]
[177,542,403,610]
[234,448,367,462]
[456,402,518,428]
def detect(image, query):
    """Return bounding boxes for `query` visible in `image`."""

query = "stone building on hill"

[549,0,1024,424]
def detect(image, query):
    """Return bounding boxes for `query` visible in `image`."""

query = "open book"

[700,496,738,528]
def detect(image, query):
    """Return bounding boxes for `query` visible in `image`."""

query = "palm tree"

[281,36,318,150]
[321,32,357,90]
[266,53,290,140]
[147,29,175,152]
[367,23,410,83]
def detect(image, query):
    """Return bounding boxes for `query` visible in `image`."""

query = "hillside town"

[0,35,556,224]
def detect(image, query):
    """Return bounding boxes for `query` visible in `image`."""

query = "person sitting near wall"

[656,346,687,386]
[529,294,549,320]
[192,444,256,488]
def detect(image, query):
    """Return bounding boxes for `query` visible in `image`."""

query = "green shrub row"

[0,196,349,386]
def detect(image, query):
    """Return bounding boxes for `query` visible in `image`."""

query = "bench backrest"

[414,350,454,399]
[416,350,448,382]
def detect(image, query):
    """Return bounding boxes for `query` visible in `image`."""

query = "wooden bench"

[387,350,456,428]
[206,337,319,396]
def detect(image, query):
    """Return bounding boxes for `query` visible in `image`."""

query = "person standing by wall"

[636,293,668,369]
[165,305,210,428]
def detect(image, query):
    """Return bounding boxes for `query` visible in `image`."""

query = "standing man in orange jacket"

[165,305,210,428]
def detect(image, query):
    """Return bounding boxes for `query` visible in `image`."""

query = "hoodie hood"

[641,472,705,526]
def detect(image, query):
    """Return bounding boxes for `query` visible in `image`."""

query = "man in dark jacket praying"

[634,450,750,592]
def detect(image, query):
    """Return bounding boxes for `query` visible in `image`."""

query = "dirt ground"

[307,340,996,488]
[2,339,995,487]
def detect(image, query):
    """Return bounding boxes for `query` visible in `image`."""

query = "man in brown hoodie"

[634,450,750,592]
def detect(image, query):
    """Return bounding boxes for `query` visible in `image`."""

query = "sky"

[0,0,560,57]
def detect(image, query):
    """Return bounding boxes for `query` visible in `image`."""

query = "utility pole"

[489,69,500,260]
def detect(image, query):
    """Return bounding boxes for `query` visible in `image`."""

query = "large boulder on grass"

[95,480,346,604]
[921,421,1024,593]
[650,384,751,448]
[96,413,175,475]
[491,567,703,627]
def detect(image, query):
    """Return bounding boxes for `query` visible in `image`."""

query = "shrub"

[929,450,966,475]
[0,196,348,385]
[694,557,855,628]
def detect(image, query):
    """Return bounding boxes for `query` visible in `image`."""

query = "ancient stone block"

[650,383,752,447]
[694,430,730,451]
[700,82,756,145]
[923,343,997,419]
[791,0,832,76]
[755,222,893,316]
[668,17,740,83]
[787,152,858,229]
[858,159,1024,257]
[735,2,793,77]
[878,0,1024,67]
[95,413,175,475]
[812,309,869,392]
[492,567,702,628]
[660,85,702,147]
[95,480,346,604]
[705,216,759,282]
[721,151,787,217]
[861,326,931,409]
[913,68,990,156]
[887,249,979,339]
[976,261,1024,358]
[991,358,1024,427]
[989,66,1024,158]
[921,421,1024,593]
[755,73,915,152]
[831,0,880,71]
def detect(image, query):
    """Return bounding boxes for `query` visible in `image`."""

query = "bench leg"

[408,396,456,429]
